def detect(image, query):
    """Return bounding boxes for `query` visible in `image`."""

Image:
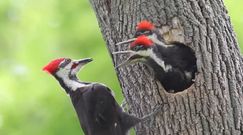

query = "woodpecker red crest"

[130,35,153,49]
[43,58,65,74]
[115,20,157,46]
[136,20,155,31]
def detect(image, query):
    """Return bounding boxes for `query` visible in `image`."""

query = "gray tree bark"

[89,0,243,134]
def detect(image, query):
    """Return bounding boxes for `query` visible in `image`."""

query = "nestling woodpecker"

[116,20,163,46]
[43,57,161,135]
[113,36,197,92]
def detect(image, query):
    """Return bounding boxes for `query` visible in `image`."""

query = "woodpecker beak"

[112,50,135,55]
[115,54,142,69]
[116,38,137,46]
[112,50,132,68]
[116,35,157,46]
[71,58,93,75]
[113,50,143,69]
[75,58,93,65]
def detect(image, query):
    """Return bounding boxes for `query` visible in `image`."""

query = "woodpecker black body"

[146,42,196,91]
[114,35,197,92]
[43,58,160,135]
[59,82,141,135]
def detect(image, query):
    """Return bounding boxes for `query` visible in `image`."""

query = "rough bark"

[89,0,243,134]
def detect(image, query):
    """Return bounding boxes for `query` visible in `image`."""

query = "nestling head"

[43,58,93,79]
[135,20,155,37]
[130,35,154,51]
[115,20,155,46]
[113,35,154,68]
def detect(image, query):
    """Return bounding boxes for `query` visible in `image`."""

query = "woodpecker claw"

[116,38,137,46]
[139,104,162,123]
[121,99,128,112]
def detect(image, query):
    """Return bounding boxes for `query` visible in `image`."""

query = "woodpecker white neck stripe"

[148,34,174,48]
[138,48,172,72]
[57,75,116,97]
[61,78,86,91]
[55,65,87,92]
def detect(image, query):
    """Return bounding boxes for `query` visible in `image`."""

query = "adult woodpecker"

[43,57,161,135]
[116,20,163,46]
[113,36,197,92]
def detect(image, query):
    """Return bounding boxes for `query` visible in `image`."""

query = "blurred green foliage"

[0,0,241,135]
[225,0,243,52]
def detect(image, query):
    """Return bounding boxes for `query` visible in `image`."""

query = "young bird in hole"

[113,36,197,92]
[43,57,161,135]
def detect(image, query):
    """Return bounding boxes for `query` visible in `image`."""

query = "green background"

[0,0,242,135]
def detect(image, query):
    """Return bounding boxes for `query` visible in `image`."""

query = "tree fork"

[89,0,243,134]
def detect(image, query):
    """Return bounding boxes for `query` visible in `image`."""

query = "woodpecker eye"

[132,45,143,51]
[143,31,151,35]
[135,30,152,37]
[135,31,142,37]
[59,58,71,68]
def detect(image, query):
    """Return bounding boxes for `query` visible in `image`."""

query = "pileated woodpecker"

[43,58,161,135]
[113,35,197,92]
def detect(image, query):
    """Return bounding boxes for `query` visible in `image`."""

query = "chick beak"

[115,54,142,69]
[116,38,137,46]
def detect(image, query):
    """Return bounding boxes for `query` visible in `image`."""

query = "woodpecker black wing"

[69,87,90,135]
[69,83,129,135]
[155,43,196,71]
[90,84,144,135]
[149,44,197,91]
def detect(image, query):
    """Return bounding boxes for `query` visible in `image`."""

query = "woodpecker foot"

[140,104,162,124]
[149,104,163,127]
[121,99,128,112]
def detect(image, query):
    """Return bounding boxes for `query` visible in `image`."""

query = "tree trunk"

[89,0,243,134]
